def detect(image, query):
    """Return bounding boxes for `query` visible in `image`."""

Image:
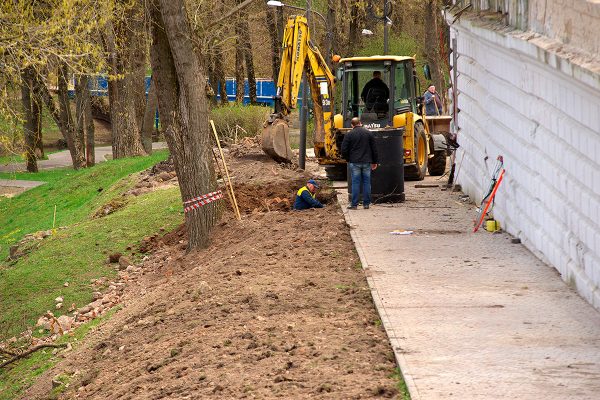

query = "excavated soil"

[22,144,400,399]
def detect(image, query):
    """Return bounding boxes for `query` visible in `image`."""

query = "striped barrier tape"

[183,190,223,205]
[183,190,223,213]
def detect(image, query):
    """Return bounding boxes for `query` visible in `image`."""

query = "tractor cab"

[331,55,449,181]
[338,56,418,130]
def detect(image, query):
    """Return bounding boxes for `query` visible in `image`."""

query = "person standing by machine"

[341,118,379,210]
[424,84,443,116]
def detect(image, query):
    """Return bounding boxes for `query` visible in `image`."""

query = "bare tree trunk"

[84,81,95,167]
[104,15,146,159]
[206,57,218,106]
[35,72,84,169]
[75,75,87,161]
[130,10,148,131]
[149,0,220,250]
[211,43,228,105]
[265,6,280,84]
[234,24,245,103]
[57,64,86,169]
[237,1,256,105]
[31,86,43,160]
[244,41,257,105]
[425,0,445,100]
[348,0,360,53]
[141,76,158,154]
[75,75,95,166]
[325,0,338,68]
[276,5,284,45]
[21,67,38,172]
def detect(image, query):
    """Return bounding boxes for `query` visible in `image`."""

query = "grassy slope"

[0,151,184,399]
[0,151,169,259]
[0,308,118,400]
[0,151,183,339]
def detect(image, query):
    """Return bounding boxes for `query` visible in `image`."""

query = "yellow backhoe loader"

[262,15,449,182]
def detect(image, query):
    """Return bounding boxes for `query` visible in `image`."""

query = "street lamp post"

[267,0,329,170]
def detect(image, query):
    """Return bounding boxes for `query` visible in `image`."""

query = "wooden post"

[210,120,241,220]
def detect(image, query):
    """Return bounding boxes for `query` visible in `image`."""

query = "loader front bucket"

[261,117,293,163]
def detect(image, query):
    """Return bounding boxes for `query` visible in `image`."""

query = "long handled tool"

[473,156,505,232]
[210,120,241,221]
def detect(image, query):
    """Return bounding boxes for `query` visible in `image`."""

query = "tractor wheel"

[404,123,427,181]
[325,164,347,181]
[428,150,447,176]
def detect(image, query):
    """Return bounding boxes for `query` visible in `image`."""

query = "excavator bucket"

[261,117,293,163]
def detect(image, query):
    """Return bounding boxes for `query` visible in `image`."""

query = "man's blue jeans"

[350,163,371,207]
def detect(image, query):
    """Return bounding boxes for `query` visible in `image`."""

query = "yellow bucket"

[486,220,500,232]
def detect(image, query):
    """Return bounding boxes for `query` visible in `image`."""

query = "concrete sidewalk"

[338,178,600,399]
[0,143,168,173]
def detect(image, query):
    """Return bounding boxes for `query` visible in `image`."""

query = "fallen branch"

[0,348,18,357]
[0,343,67,369]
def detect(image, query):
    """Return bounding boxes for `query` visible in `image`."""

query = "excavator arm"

[262,15,335,163]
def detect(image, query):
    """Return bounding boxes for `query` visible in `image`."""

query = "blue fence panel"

[215,78,307,108]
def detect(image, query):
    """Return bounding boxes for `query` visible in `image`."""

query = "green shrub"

[210,104,270,142]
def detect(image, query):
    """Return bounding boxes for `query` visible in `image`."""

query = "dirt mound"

[92,198,128,218]
[232,180,336,214]
[139,224,187,254]
[22,149,400,399]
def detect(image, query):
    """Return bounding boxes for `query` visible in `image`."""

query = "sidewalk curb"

[337,191,420,400]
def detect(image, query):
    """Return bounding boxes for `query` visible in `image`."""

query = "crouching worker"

[294,179,324,210]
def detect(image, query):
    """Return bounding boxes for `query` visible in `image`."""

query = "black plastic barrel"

[347,129,405,203]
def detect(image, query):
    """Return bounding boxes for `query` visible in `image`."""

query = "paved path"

[0,143,168,173]
[0,179,46,189]
[338,178,600,399]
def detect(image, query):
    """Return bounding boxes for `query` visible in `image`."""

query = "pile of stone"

[32,255,145,341]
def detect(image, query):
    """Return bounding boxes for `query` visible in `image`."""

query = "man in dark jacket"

[294,179,324,210]
[341,118,379,210]
[361,71,389,113]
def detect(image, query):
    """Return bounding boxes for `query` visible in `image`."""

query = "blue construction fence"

[68,76,308,129]
[69,75,307,107]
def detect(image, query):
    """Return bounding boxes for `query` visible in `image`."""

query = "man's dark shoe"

[363,204,370,209]
[347,205,357,210]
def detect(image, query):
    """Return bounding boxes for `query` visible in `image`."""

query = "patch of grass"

[0,150,170,260]
[390,367,411,399]
[0,185,181,339]
[334,284,351,290]
[0,151,181,340]
[0,308,118,400]
[210,104,270,141]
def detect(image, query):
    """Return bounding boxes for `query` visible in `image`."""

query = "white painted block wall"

[452,17,600,310]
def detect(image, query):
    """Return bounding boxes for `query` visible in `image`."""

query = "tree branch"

[208,0,258,27]
[0,343,67,369]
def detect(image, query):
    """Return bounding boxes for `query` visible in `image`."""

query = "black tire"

[428,150,446,176]
[404,123,427,181]
[325,164,347,181]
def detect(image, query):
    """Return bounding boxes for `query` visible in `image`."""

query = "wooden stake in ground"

[210,120,241,221]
